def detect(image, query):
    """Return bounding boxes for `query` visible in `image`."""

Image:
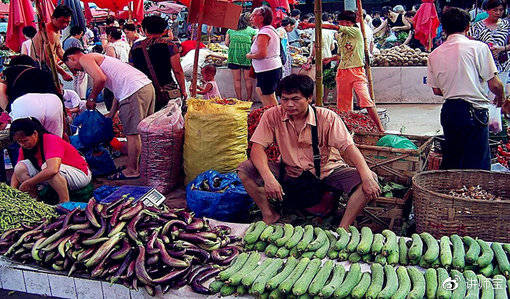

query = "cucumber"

[366,263,384,299]
[476,239,494,268]
[479,263,494,277]
[286,226,304,249]
[252,258,285,296]
[276,224,294,247]
[259,292,269,299]
[308,227,328,251]
[326,230,339,259]
[477,275,494,299]
[439,236,453,268]
[338,250,349,261]
[266,256,299,290]
[464,270,479,299]
[419,256,430,268]
[314,232,330,259]
[371,233,385,255]
[346,226,361,253]
[492,265,501,276]
[297,295,311,299]
[255,240,268,252]
[357,227,374,255]
[463,236,481,264]
[436,267,452,299]
[319,264,346,298]
[265,244,279,257]
[297,225,314,253]
[301,252,315,258]
[269,225,284,243]
[450,269,466,299]
[407,267,426,299]
[244,221,267,244]
[333,263,362,298]
[245,243,255,250]
[290,246,299,258]
[492,275,508,299]
[334,227,350,251]
[276,247,290,258]
[292,258,322,296]
[209,280,224,294]
[504,244,510,255]
[374,253,387,265]
[349,252,362,263]
[431,257,441,268]
[491,242,510,277]
[377,265,398,299]
[260,225,275,241]
[220,284,236,296]
[387,250,399,265]
[236,285,247,296]
[408,233,423,261]
[398,238,409,265]
[218,252,249,281]
[269,289,282,299]
[409,257,420,265]
[382,229,398,257]
[450,234,465,270]
[425,268,438,299]
[279,257,310,294]
[421,232,439,264]
[227,252,261,285]
[362,253,373,263]
[308,260,335,296]
[241,258,273,287]
[351,272,371,299]
[391,266,411,299]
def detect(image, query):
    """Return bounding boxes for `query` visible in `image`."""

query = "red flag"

[6,0,35,52]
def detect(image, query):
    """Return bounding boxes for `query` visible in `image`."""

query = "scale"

[101,185,166,207]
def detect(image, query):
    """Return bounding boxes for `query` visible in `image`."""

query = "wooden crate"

[357,190,411,232]
[353,132,434,184]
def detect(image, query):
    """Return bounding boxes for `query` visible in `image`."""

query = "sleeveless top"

[251,25,282,72]
[99,56,152,101]
[109,40,131,63]
[388,14,405,28]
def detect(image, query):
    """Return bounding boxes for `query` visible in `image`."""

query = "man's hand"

[62,72,73,81]
[298,22,314,30]
[491,45,505,56]
[263,176,284,202]
[361,175,381,201]
[19,180,34,192]
[86,100,96,110]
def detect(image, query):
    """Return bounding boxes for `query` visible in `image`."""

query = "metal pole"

[314,0,323,106]
[191,0,206,98]
[355,0,375,100]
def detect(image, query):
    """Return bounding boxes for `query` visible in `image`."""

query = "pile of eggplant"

[0,197,242,296]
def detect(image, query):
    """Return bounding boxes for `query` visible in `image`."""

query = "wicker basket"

[353,132,434,184]
[413,170,510,242]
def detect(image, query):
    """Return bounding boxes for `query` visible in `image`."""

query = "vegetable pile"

[244,222,510,279]
[497,143,510,168]
[212,258,507,298]
[371,45,429,67]
[379,180,408,198]
[448,185,503,201]
[0,183,57,233]
[0,198,241,295]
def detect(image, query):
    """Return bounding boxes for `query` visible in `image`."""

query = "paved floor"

[379,104,443,136]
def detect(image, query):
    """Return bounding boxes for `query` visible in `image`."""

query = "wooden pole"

[355,0,375,100]
[314,0,323,106]
[191,0,206,98]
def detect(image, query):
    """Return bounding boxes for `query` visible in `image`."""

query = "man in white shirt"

[427,7,509,170]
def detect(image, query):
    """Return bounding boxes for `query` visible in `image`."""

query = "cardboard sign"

[188,0,242,30]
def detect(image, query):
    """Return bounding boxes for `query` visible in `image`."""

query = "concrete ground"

[379,104,443,136]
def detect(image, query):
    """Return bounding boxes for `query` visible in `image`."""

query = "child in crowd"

[21,26,37,56]
[63,89,86,118]
[197,64,222,99]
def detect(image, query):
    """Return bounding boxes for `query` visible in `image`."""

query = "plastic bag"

[138,101,184,193]
[376,135,418,150]
[72,110,114,148]
[186,170,252,222]
[84,145,117,177]
[488,104,503,134]
[386,31,398,43]
[183,98,252,184]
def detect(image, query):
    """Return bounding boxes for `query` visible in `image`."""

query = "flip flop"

[107,170,140,181]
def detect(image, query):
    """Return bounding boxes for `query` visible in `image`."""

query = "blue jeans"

[440,99,490,170]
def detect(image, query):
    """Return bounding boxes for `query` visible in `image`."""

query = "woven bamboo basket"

[413,170,510,242]
[353,132,434,184]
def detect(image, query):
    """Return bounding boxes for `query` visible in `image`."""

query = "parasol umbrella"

[40,0,56,23]
[62,0,86,29]
[6,0,35,52]
[0,3,9,18]
[83,1,93,24]
[132,0,144,24]
[146,1,186,14]
[413,0,440,51]
[87,0,132,12]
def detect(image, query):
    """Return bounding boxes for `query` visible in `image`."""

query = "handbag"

[280,106,323,209]
[140,39,182,109]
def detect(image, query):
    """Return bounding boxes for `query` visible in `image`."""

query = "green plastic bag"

[376,135,418,150]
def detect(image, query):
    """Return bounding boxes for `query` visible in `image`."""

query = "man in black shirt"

[129,15,187,110]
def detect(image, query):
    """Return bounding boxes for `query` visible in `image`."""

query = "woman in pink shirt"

[10,118,91,204]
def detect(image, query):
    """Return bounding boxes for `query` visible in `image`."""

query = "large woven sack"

[138,102,184,193]
[183,98,252,184]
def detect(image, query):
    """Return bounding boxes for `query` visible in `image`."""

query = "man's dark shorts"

[238,160,364,198]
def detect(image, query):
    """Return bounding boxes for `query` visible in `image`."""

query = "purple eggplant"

[191,267,222,295]
[161,219,187,236]
[127,212,144,243]
[176,232,219,245]
[119,201,143,221]
[152,265,191,284]
[155,238,190,268]
[176,210,194,224]
[212,225,231,236]
[43,219,64,233]
[167,247,186,258]
[146,229,160,255]
[146,254,159,265]
[185,247,210,264]
[211,246,240,265]
[85,199,100,228]
[111,239,131,260]
[134,244,154,286]
[185,218,206,231]
[160,212,178,219]
[111,250,134,283]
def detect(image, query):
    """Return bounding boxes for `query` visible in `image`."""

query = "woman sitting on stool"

[10,118,91,204]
